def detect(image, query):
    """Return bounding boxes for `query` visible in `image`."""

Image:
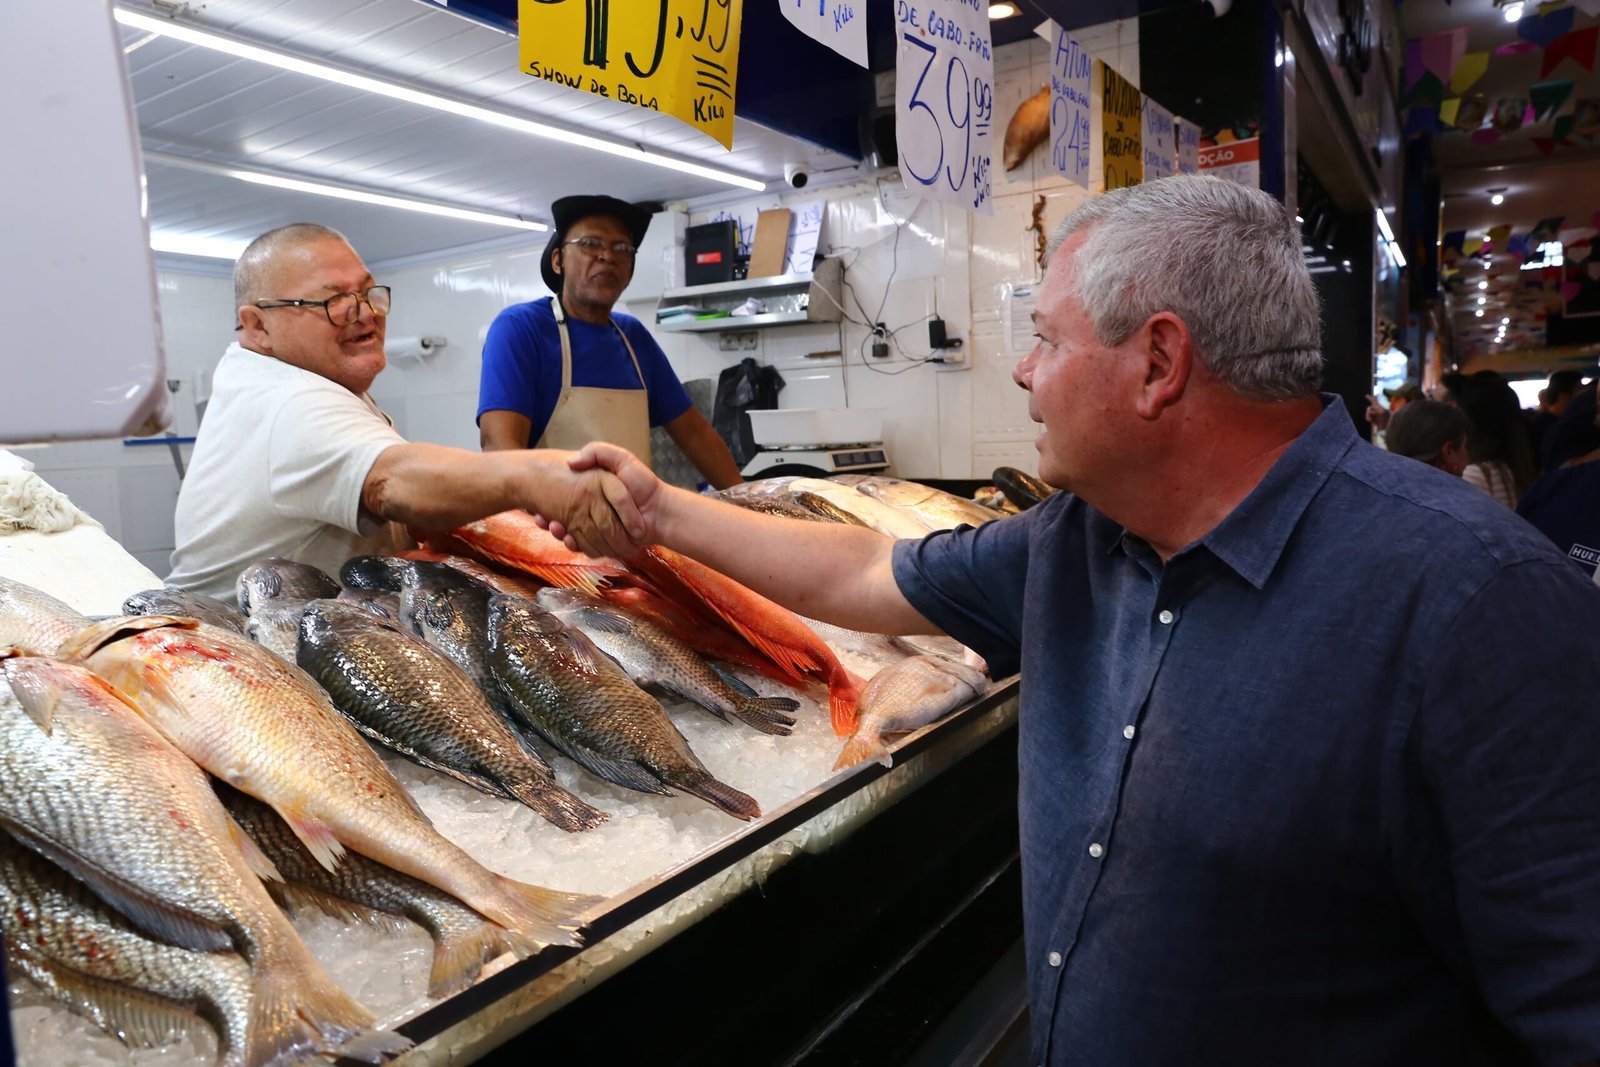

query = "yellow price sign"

[519,0,744,149]
[1101,62,1142,192]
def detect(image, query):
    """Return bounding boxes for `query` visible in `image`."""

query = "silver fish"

[235,558,339,615]
[833,656,989,769]
[297,600,606,832]
[220,785,545,1000]
[60,616,599,951]
[850,476,1004,530]
[488,596,762,821]
[537,587,798,736]
[0,575,87,656]
[0,833,255,1065]
[124,587,247,634]
[0,652,403,1065]
[242,597,309,665]
[800,615,923,668]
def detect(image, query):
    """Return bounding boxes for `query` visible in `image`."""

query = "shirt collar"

[1196,395,1357,589]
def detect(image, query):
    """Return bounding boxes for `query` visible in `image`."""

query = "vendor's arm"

[479,409,532,452]
[363,443,641,558]
[568,442,930,635]
[663,407,744,489]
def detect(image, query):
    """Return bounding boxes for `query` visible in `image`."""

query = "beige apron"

[534,297,654,466]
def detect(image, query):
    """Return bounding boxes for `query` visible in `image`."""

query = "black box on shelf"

[686,220,737,286]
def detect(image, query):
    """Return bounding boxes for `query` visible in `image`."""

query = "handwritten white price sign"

[1142,97,1176,181]
[1176,118,1200,174]
[781,0,867,67]
[1048,26,1092,188]
[894,0,996,215]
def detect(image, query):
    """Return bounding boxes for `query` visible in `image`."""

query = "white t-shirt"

[167,344,408,599]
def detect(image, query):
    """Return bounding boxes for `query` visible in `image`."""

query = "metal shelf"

[654,258,843,334]
[656,310,812,333]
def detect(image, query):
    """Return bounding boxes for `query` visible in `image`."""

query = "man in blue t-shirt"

[477,194,742,488]
[561,177,1600,1065]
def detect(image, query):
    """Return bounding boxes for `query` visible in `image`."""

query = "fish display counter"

[2,467,1029,1067]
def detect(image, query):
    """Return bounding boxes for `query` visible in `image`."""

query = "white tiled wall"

[26,23,1140,570]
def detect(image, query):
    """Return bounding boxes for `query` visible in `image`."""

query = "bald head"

[234,223,351,311]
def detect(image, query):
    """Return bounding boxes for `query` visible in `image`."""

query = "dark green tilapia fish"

[235,557,339,614]
[339,555,409,593]
[536,587,797,736]
[219,786,550,999]
[486,595,762,822]
[397,561,504,706]
[992,466,1056,510]
[0,833,255,1065]
[792,491,873,527]
[123,587,246,634]
[297,600,606,833]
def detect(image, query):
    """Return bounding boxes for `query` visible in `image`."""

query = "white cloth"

[1462,461,1518,509]
[167,344,407,600]
[0,468,97,534]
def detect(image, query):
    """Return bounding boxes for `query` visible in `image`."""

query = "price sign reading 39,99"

[894,0,996,216]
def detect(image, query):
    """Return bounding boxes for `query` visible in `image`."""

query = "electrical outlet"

[740,332,758,351]
[719,331,758,352]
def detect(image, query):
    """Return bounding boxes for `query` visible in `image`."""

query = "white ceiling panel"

[117,0,856,265]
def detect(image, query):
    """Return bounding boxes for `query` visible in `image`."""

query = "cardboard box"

[747,208,793,279]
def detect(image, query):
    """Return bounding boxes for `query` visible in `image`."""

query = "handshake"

[538,442,663,561]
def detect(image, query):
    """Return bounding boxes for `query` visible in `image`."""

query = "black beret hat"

[540,194,654,292]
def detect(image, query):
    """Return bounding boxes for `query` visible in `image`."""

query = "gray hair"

[1385,399,1469,465]
[1048,176,1323,401]
[234,222,350,309]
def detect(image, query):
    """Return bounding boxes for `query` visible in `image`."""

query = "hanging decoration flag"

[1101,63,1143,190]
[518,0,746,149]
[1531,135,1558,155]
[1530,78,1574,122]
[1553,113,1576,141]
[1518,6,1575,49]
[1541,27,1600,78]
[1048,25,1093,188]
[1450,50,1490,94]
[1489,224,1512,249]
[1406,104,1441,137]
[1442,230,1467,255]
[1491,97,1528,131]
[1439,97,1462,126]
[779,0,868,67]
[1575,99,1600,137]
[1497,40,1537,56]
[1401,72,1446,109]
[1529,216,1566,245]
[1574,0,1600,16]
[1509,234,1531,260]
[1419,26,1468,84]
[1403,39,1426,90]
[1141,97,1177,180]
[1464,236,1485,257]
[1177,118,1201,174]
[894,0,997,214]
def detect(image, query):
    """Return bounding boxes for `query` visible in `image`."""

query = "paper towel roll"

[387,336,444,363]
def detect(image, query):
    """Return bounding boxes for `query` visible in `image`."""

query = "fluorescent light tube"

[114,8,766,192]
[149,231,250,259]
[144,151,547,231]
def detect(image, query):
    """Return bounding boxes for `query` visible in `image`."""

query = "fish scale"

[0,576,88,657]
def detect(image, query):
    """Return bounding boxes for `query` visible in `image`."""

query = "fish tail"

[484,877,603,950]
[245,958,407,1067]
[426,918,521,1000]
[829,671,865,736]
[668,769,762,821]
[504,776,611,833]
[730,694,799,736]
[833,732,892,771]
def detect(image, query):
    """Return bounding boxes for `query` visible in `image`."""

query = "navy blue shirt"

[1518,460,1600,578]
[894,400,1600,1066]
[477,296,693,442]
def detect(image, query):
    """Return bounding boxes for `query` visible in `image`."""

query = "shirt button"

[1088,842,1104,858]
[1047,951,1063,967]
[1158,609,1176,625]
[1123,724,1136,740]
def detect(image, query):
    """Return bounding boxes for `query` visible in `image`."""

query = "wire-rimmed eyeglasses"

[564,236,637,259]
[254,285,391,326]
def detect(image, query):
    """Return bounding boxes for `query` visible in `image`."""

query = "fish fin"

[664,769,762,821]
[489,876,604,949]
[244,963,398,1067]
[425,917,517,999]
[0,815,233,952]
[829,672,864,736]
[278,808,347,873]
[226,813,283,883]
[706,660,758,697]
[10,953,196,1049]
[269,881,411,934]
[565,745,674,795]
[54,614,197,661]
[327,1028,416,1064]
[502,776,610,833]
[569,604,637,634]
[833,732,893,771]
[730,695,799,736]
[2,662,61,732]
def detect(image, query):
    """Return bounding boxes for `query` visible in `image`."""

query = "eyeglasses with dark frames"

[563,236,637,259]
[253,285,392,327]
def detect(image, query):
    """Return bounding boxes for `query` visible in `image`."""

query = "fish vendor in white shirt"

[168,222,640,599]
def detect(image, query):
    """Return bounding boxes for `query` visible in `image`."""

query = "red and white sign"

[1197,136,1260,188]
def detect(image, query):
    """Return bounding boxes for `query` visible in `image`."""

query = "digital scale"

[741,443,890,480]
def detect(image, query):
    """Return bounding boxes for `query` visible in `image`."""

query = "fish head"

[534,587,602,615]
[487,593,567,641]
[121,588,170,615]
[339,555,406,592]
[336,587,400,622]
[243,598,309,659]
[56,614,196,663]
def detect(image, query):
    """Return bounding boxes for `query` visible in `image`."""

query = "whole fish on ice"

[834,656,990,770]
[124,587,247,633]
[59,616,601,952]
[235,557,339,614]
[0,575,88,656]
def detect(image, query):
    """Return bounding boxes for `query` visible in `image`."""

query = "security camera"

[783,163,811,189]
